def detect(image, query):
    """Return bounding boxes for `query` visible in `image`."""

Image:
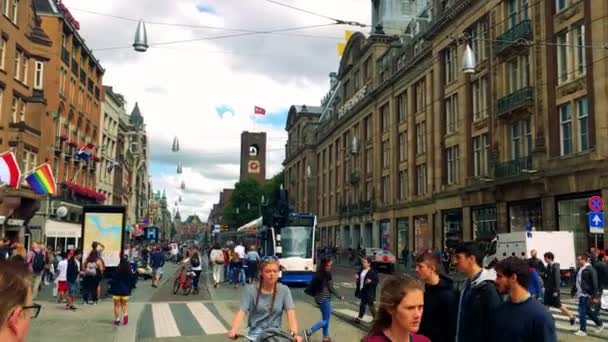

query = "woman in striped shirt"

[304,257,344,342]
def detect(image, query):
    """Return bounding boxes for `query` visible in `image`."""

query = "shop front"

[414,215,429,253]
[380,220,392,252]
[472,206,497,241]
[443,209,463,249]
[0,193,40,245]
[508,200,542,232]
[396,217,409,257]
[44,219,81,252]
[557,193,604,256]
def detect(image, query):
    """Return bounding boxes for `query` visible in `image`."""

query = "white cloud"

[63,0,369,219]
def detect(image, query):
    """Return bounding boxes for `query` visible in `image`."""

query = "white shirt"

[359,269,369,290]
[57,259,68,281]
[210,249,224,263]
[234,245,246,258]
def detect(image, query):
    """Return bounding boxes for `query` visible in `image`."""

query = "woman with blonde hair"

[363,275,430,342]
[228,256,303,341]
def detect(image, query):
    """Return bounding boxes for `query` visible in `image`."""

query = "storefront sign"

[587,196,604,212]
[337,85,368,118]
[7,219,24,226]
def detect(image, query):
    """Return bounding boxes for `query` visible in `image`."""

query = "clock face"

[248,160,260,174]
[249,145,259,157]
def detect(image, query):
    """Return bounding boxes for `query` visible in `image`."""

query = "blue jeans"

[578,296,602,331]
[309,300,332,337]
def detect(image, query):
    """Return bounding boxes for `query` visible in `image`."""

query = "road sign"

[588,196,604,212]
[587,212,605,234]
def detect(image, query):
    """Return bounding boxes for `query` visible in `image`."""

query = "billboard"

[82,206,126,268]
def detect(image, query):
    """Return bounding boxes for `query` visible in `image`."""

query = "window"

[21,56,28,85]
[382,141,390,169]
[381,104,390,133]
[416,122,426,154]
[11,0,17,25]
[576,97,589,152]
[507,0,517,28]
[382,175,390,204]
[445,94,458,134]
[556,0,571,12]
[507,0,528,27]
[469,19,488,63]
[416,164,427,195]
[399,132,407,162]
[446,145,460,185]
[574,23,586,77]
[556,31,569,83]
[2,0,8,16]
[0,89,2,119]
[444,45,457,84]
[473,134,489,177]
[363,58,371,80]
[13,50,20,81]
[59,67,67,95]
[19,98,25,122]
[365,147,372,174]
[399,170,408,200]
[11,96,18,123]
[472,76,487,121]
[507,54,530,92]
[34,61,43,89]
[511,119,532,159]
[414,78,425,113]
[22,150,37,175]
[559,103,572,155]
[0,38,6,70]
[365,115,372,143]
[397,91,407,123]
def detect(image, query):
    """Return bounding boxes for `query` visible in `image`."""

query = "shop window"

[558,197,602,257]
[509,202,542,232]
[472,206,497,240]
[443,210,463,249]
[397,218,409,257]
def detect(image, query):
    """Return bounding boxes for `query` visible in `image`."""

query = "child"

[110,257,136,325]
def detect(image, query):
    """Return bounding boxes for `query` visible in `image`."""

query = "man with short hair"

[454,242,501,342]
[528,249,546,278]
[150,246,164,288]
[234,242,247,286]
[26,242,46,299]
[0,260,40,342]
[543,252,575,325]
[572,254,605,336]
[494,257,556,342]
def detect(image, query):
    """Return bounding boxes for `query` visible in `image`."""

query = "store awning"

[237,217,262,233]
[45,219,81,238]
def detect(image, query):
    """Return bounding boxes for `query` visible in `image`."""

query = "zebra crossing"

[549,297,608,338]
[137,301,237,339]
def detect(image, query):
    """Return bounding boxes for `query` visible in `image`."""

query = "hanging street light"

[172,136,180,152]
[462,43,476,74]
[133,20,149,52]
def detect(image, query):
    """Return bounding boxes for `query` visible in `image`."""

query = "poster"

[82,206,125,267]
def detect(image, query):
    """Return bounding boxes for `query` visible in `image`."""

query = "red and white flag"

[254,106,266,115]
[0,151,22,189]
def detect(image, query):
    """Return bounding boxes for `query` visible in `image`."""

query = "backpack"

[67,259,79,283]
[32,250,45,273]
[191,256,200,267]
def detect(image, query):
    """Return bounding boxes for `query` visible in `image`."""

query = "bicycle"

[233,328,298,342]
[172,266,194,295]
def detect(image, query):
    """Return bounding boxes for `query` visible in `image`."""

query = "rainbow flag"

[25,163,57,195]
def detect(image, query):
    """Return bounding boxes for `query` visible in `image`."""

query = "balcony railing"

[495,156,533,178]
[61,47,70,65]
[71,58,79,74]
[496,19,532,54]
[339,200,373,217]
[496,86,534,117]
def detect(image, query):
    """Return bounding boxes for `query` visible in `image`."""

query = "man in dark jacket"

[528,249,546,278]
[416,252,458,342]
[593,253,608,291]
[454,242,501,342]
[571,254,605,336]
[543,252,576,325]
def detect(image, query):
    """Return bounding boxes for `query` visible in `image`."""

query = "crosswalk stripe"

[187,302,228,335]
[334,308,373,323]
[152,303,180,338]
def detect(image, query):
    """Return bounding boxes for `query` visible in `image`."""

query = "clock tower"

[240,131,267,183]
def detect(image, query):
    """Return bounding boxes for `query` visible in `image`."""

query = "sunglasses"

[261,256,279,262]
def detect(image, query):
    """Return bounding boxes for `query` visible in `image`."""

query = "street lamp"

[462,43,476,74]
[133,20,149,52]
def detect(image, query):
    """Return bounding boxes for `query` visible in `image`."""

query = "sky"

[61,0,370,221]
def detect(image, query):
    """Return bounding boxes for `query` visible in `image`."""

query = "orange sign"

[248,160,260,174]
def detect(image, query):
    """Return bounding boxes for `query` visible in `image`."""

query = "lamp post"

[133,20,149,52]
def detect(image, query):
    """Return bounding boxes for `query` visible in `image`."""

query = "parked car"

[364,248,396,273]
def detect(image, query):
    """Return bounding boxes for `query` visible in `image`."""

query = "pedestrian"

[234,241,247,286]
[303,257,344,342]
[362,275,430,342]
[188,249,202,295]
[0,260,41,342]
[246,245,261,284]
[493,257,556,342]
[227,256,302,341]
[415,252,458,342]
[401,247,409,271]
[90,242,106,302]
[55,251,70,307]
[230,253,244,288]
[223,247,231,281]
[110,257,137,326]
[453,241,501,342]
[44,246,55,286]
[528,259,543,300]
[543,252,576,325]
[11,244,27,264]
[571,254,605,336]
[354,256,379,324]
[26,242,46,299]
[65,249,81,311]
[209,243,225,288]
[593,252,608,291]
[149,246,164,288]
[528,250,546,279]
[82,251,104,305]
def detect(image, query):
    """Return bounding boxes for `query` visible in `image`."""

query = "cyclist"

[227,256,303,341]
[180,248,202,295]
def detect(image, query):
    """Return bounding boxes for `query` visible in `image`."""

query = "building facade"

[125,103,150,227]
[285,0,608,257]
[240,131,267,183]
[0,0,53,243]
[96,86,123,204]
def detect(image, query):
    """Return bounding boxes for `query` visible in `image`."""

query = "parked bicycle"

[172,266,195,295]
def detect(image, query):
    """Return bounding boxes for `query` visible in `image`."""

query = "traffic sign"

[588,196,604,212]
[587,212,605,234]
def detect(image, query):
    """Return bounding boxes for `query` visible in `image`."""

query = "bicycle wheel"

[183,278,192,295]
[172,278,180,294]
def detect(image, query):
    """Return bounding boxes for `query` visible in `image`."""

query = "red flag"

[254,106,266,115]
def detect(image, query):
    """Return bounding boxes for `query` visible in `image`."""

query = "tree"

[261,170,285,208]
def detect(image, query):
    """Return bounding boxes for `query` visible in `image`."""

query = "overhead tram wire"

[265,0,369,27]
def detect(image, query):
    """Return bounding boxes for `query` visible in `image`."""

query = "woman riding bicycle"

[227,256,303,341]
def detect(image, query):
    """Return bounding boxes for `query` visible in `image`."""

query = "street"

[25,259,607,342]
